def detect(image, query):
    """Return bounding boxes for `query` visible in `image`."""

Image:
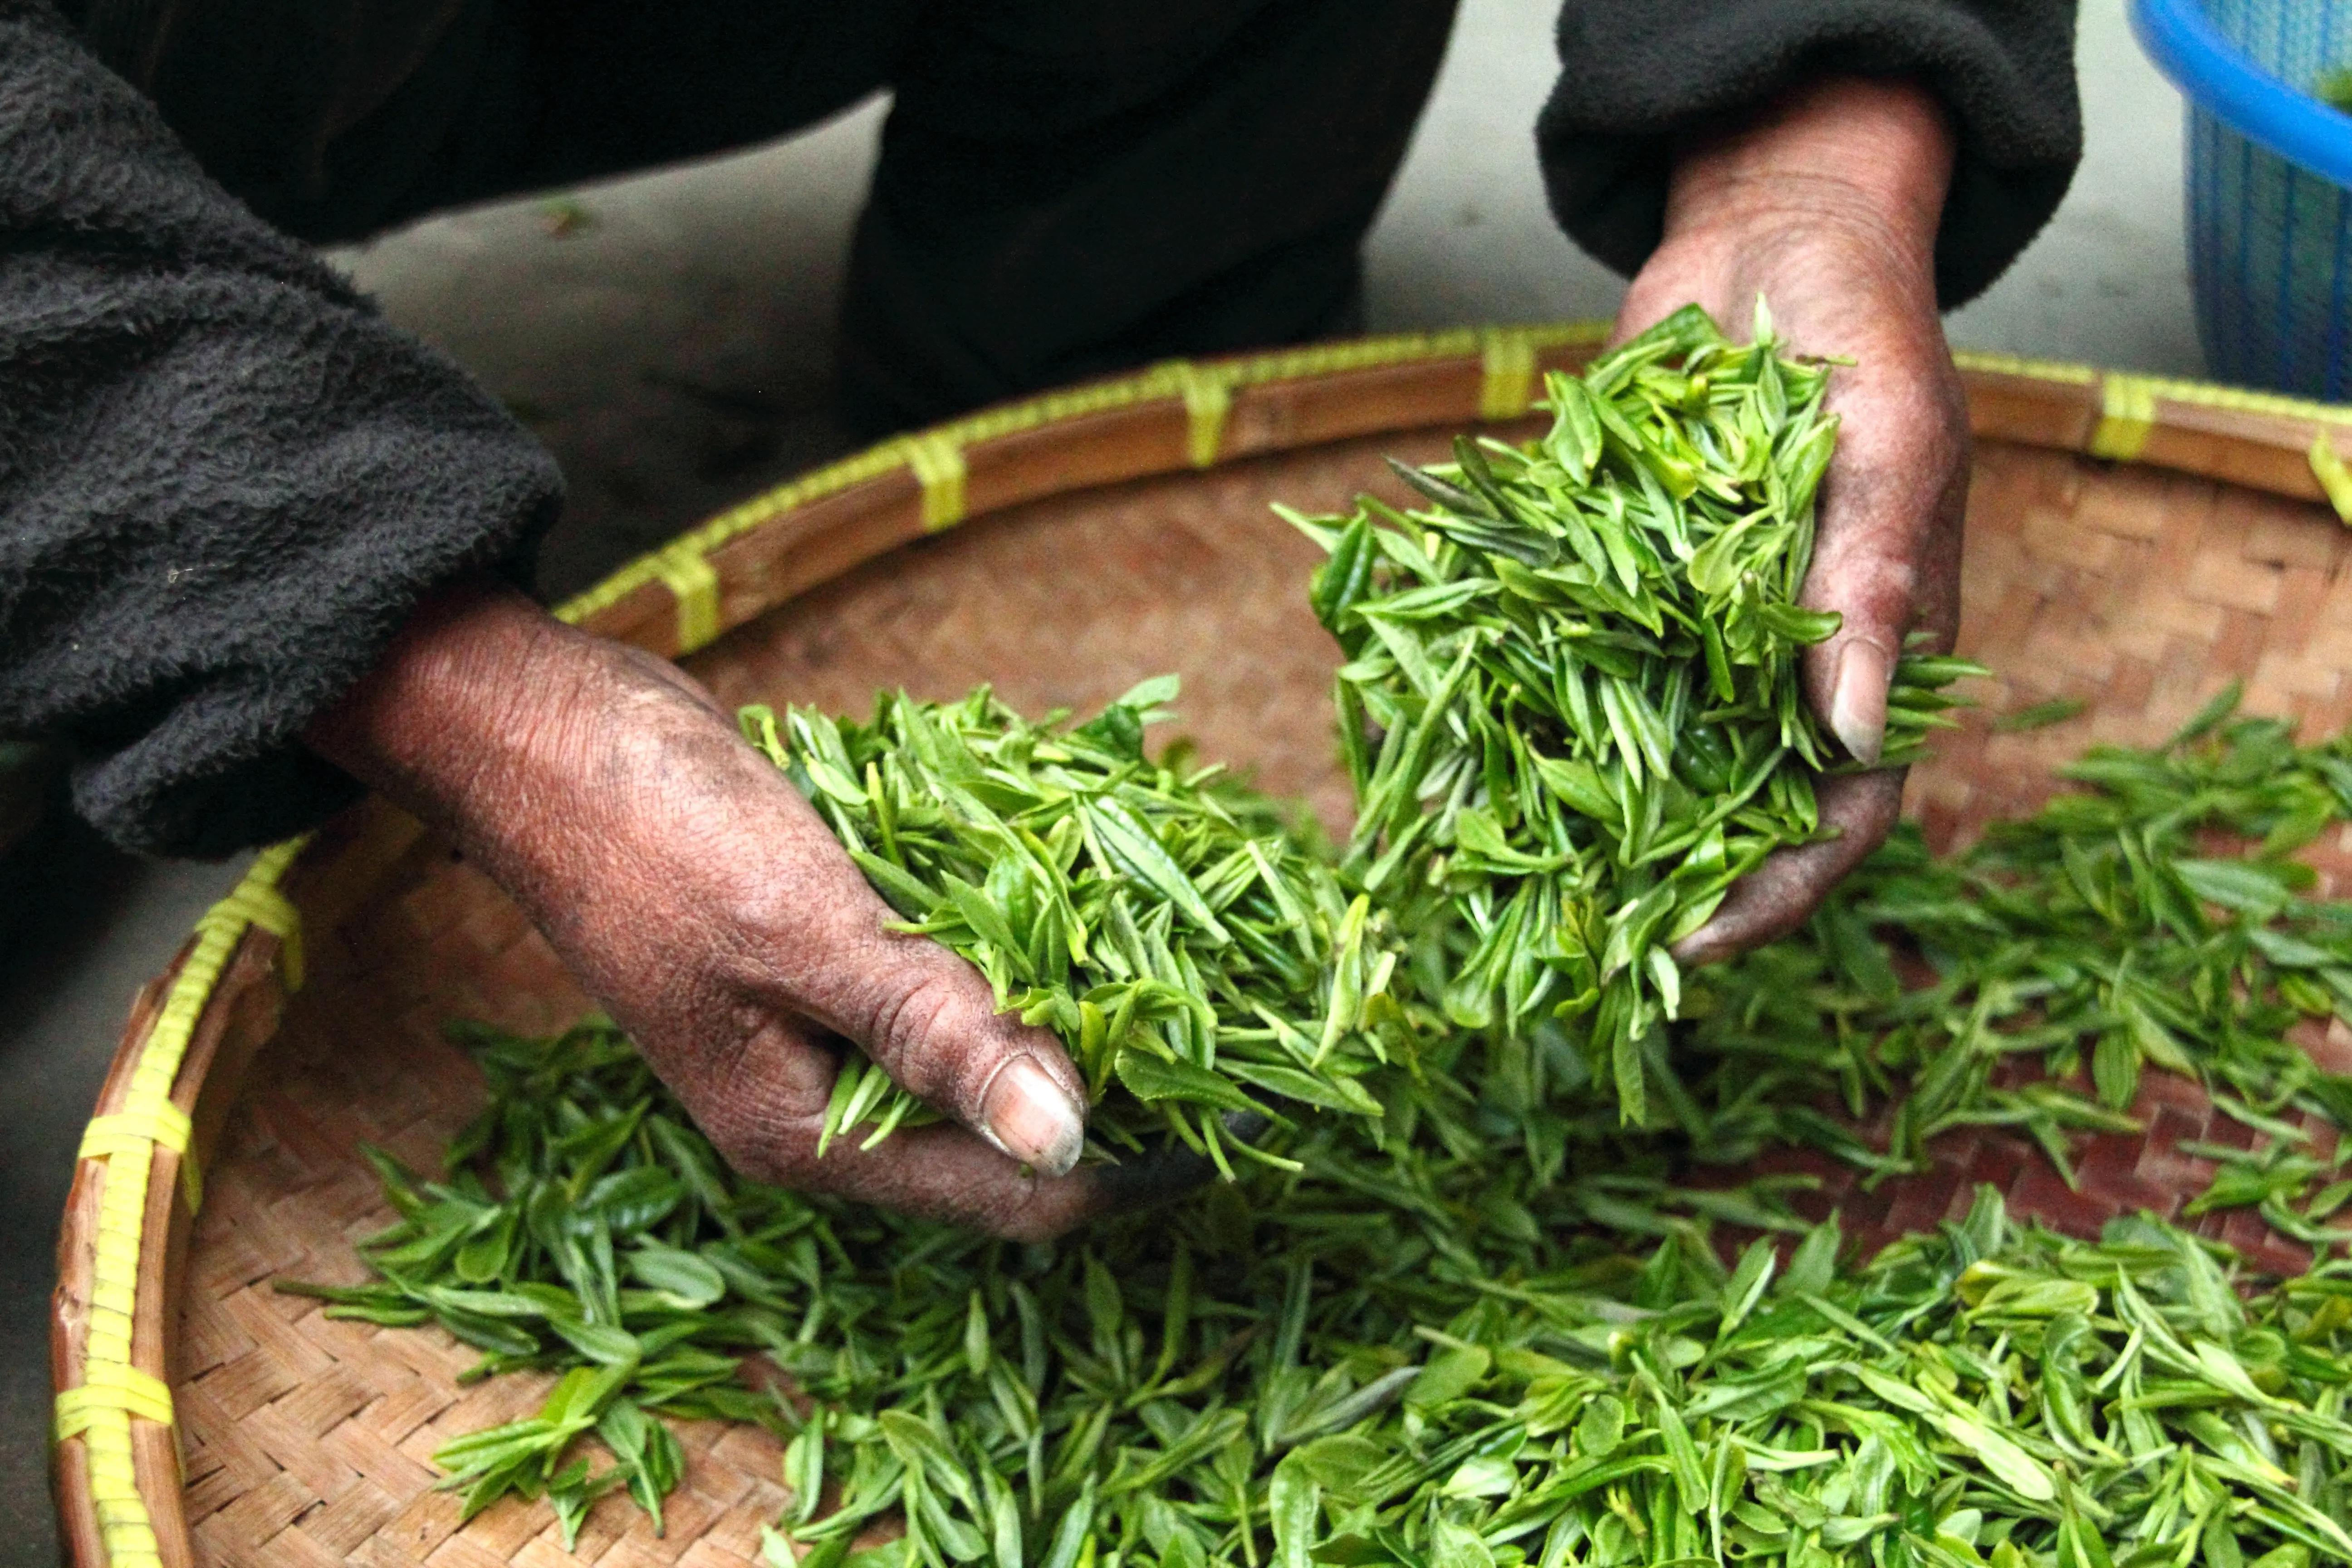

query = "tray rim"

[48,318,2352,1568]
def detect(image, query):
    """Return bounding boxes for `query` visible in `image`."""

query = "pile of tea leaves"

[1290,302,1978,1126]
[736,680,1406,1173]
[294,1015,2352,1568]
[1652,685,2352,1199]
[280,291,2352,1564]
[289,691,2352,1559]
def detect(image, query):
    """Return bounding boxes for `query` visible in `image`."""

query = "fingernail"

[1829,642,1891,767]
[980,1056,1085,1177]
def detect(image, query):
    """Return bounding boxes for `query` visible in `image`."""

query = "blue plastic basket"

[2133,0,2352,397]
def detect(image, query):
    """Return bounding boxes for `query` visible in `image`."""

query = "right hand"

[1613,75,1970,965]
[307,575,1127,1241]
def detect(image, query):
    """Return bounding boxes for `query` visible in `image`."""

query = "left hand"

[1612,74,1970,963]
[305,577,1112,1242]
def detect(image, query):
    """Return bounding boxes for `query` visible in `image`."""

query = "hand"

[306,576,1115,1241]
[1612,75,1968,964]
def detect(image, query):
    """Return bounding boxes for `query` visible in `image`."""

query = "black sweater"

[0,0,2079,858]
[0,0,561,856]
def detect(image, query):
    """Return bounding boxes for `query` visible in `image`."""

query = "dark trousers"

[291,0,1464,437]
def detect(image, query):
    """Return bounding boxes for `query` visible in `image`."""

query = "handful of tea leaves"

[739,680,1403,1173]
[296,1017,2352,1568]
[1293,303,1977,1124]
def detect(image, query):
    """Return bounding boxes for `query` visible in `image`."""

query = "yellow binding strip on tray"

[1949,350,2100,385]
[581,326,2352,657]
[1479,327,1540,421]
[78,1104,191,1161]
[80,1101,201,1214]
[56,1365,175,1434]
[651,541,722,655]
[2105,372,2352,425]
[2312,431,2352,524]
[551,321,1614,634]
[902,431,968,531]
[1956,347,2352,441]
[58,837,305,1568]
[78,1414,161,1568]
[2089,374,2158,461]
[1165,360,1233,468]
[200,877,302,992]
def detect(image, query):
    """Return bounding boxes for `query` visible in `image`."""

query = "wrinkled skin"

[308,75,1965,1235]
[1622,76,1969,965]
[308,581,1115,1242]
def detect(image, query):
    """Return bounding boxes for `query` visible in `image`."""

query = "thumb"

[791,896,1091,1177]
[1799,342,1969,764]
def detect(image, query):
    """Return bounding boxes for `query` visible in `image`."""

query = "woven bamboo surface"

[157,431,2352,1567]
[1753,444,2352,1276]
[52,330,2352,1568]
[165,427,1463,1568]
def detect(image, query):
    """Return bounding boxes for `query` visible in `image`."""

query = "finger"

[1798,333,1970,766]
[629,722,1092,1177]
[787,916,1089,1177]
[1669,769,1904,965]
[684,1017,1104,1240]
[681,1017,1251,1241]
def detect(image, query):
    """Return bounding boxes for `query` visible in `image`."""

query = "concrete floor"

[4,0,2202,1555]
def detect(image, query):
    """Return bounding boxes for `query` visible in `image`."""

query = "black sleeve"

[1536,0,2081,308]
[0,0,562,858]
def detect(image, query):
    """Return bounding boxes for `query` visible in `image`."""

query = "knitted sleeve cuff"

[1535,0,2082,307]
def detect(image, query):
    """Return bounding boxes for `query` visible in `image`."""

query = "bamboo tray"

[50,324,2352,1568]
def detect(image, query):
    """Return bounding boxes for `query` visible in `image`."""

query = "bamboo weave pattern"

[58,328,2352,1568]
